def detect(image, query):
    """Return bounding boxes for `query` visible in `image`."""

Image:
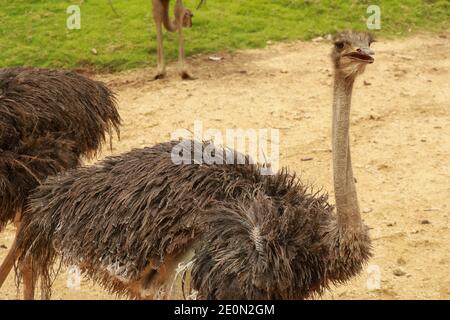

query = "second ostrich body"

[0,67,120,298]
[16,31,374,299]
[0,67,121,229]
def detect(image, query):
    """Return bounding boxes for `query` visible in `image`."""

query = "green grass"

[1,0,449,72]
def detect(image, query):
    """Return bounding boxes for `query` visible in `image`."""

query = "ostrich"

[0,67,121,299]
[15,31,374,299]
[152,0,204,80]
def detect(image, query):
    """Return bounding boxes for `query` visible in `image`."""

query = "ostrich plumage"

[17,140,369,299]
[0,67,121,229]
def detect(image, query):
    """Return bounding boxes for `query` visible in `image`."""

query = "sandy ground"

[1,31,449,300]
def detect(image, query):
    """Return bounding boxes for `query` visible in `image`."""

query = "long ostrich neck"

[332,71,362,230]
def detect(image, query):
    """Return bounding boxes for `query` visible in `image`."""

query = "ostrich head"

[330,31,376,231]
[331,31,375,78]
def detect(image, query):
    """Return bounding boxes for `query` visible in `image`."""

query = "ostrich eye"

[335,41,345,50]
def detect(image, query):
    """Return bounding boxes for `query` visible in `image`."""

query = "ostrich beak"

[344,47,375,64]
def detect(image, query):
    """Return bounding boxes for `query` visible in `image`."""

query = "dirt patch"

[1,31,449,299]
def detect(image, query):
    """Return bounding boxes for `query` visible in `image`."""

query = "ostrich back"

[15,140,350,299]
[0,67,120,228]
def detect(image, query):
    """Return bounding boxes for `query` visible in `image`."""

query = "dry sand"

[1,30,449,299]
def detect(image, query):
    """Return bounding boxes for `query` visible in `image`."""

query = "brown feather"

[16,140,370,299]
[0,67,120,229]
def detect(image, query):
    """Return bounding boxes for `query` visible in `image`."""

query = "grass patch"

[1,0,449,71]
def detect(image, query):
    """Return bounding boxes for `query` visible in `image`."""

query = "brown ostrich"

[152,0,203,80]
[15,31,374,299]
[0,67,121,299]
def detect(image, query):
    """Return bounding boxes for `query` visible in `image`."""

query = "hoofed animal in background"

[16,31,375,299]
[152,0,203,80]
[0,67,121,299]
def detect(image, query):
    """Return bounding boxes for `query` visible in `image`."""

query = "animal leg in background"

[175,0,195,80]
[152,0,168,79]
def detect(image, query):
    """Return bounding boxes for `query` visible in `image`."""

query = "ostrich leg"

[0,210,35,299]
[21,257,35,300]
[0,238,16,288]
[19,209,35,300]
[15,212,36,300]
[0,210,22,289]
